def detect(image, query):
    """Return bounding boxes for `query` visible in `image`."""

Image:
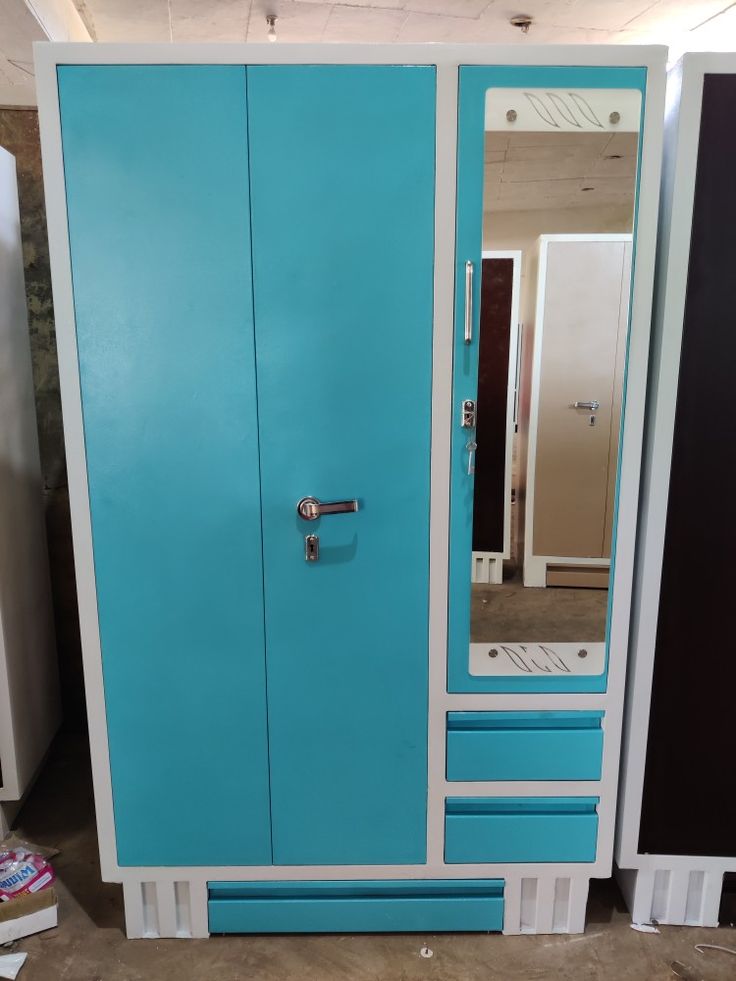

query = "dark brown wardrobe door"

[472,258,514,553]
[638,74,736,857]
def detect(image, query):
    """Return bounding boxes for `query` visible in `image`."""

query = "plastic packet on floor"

[0,841,55,903]
[0,952,27,979]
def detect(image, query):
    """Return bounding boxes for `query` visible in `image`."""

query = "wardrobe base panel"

[615,863,733,928]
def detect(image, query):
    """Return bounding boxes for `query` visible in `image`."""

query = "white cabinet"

[0,146,60,835]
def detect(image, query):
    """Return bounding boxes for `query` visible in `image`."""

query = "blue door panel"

[247,65,435,865]
[449,65,647,694]
[58,66,272,865]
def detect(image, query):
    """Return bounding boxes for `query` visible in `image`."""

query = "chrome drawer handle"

[464,260,473,345]
[297,496,359,521]
[573,399,600,411]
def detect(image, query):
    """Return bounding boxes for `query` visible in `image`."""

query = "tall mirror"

[469,86,640,678]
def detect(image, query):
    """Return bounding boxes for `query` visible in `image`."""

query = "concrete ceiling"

[484,130,637,211]
[3,0,736,106]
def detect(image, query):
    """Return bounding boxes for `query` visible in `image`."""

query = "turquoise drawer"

[208,879,504,933]
[445,798,599,864]
[446,711,604,781]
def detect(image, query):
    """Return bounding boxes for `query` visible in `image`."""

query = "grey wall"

[0,108,84,730]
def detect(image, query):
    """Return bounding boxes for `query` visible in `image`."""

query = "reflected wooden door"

[472,256,516,554]
[532,237,630,559]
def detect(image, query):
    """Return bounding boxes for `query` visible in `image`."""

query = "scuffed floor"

[8,737,736,980]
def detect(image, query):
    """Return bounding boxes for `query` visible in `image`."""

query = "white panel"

[535,878,556,934]
[567,877,590,934]
[486,89,642,133]
[156,881,178,939]
[122,882,145,939]
[469,641,605,676]
[0,145,60,803]
[700,871,724,929]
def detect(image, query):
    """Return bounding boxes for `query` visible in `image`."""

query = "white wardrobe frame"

[523,233,634,590]
[615,52,736,930]
[35,42,665,939]
[0,146,61,836]
[470,249,521,587]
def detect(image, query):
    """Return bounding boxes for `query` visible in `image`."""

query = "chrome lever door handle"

[573,400,600,411]
[297,496,359,521]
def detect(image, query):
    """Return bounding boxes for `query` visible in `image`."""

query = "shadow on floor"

[15,733,124,931]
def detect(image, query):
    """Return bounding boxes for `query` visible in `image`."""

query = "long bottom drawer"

[208,879,504,933]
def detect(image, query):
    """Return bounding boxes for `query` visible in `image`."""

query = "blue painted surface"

[446,711,604,781]
[449,65,648,694]
[445,797,599,864]
[58,66,273,866]
[246,66,435,865]
[208,880,504,933]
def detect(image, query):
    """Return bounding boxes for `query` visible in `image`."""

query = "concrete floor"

[471,577,608,643]
[7,736,736,980]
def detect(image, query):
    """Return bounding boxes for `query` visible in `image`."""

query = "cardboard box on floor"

[0,888,57,944]
[0,837,59,943]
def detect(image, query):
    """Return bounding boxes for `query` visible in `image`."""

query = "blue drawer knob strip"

[446,711,604,782]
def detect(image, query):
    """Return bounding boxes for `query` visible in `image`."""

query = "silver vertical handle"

[464,260,473,345]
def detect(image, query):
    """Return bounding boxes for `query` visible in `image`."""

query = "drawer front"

[208,880,504,934]
[447,711,604,782]
[445,798,598,864]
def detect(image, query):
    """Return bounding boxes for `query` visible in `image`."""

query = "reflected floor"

[471,569,607,643]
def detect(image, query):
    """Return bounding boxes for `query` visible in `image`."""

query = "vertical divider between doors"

[243,64,275,866]
[426,61,461,867]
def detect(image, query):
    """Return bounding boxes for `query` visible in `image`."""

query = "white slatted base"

[503,875,590,935]
[122,879,209,938]
[119,873,593,939]
[471,552,504,585]
[616,866,726,928]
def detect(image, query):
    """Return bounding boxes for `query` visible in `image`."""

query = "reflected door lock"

[461,399,477,428]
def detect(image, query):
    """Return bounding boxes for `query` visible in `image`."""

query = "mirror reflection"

[469,87,640,678]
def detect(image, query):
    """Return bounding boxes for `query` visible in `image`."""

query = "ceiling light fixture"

[266,14,278,42]
[510,15,533,34]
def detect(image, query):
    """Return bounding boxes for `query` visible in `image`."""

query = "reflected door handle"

[573,400,600,411]
[297,496,359,521]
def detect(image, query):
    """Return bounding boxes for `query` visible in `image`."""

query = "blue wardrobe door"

[58,65,272,866]
[246,65,435,865]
